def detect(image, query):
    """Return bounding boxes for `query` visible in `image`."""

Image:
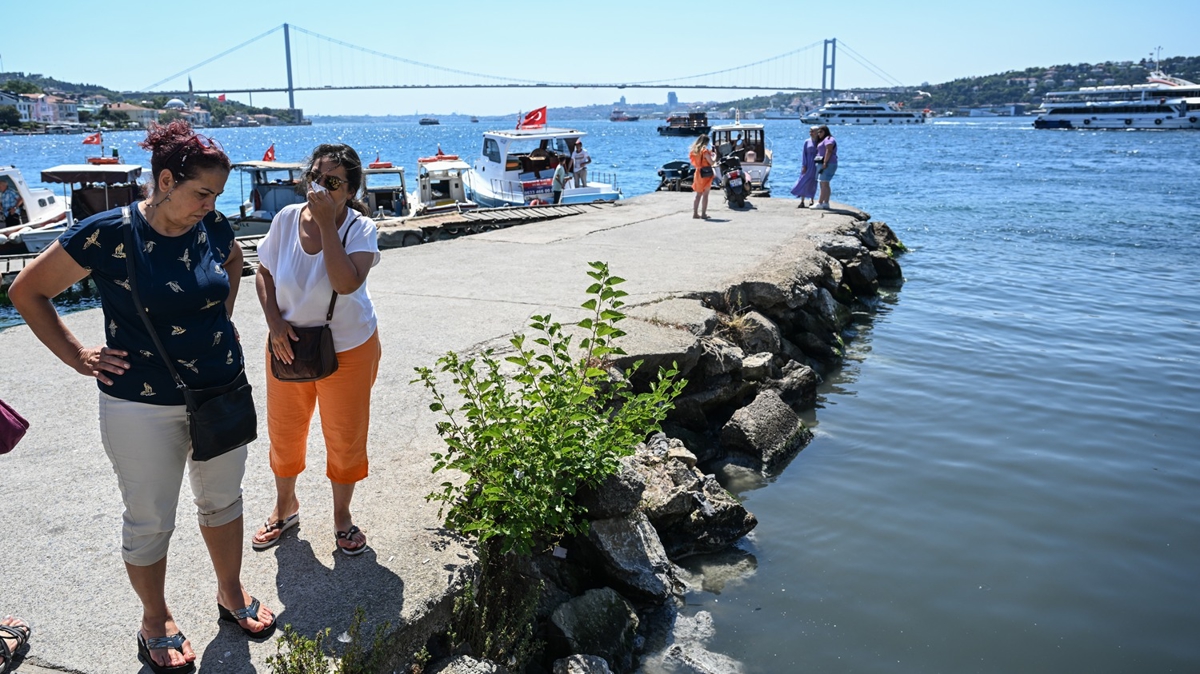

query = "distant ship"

[470,116,479,123]
[657,111,710,136]
[610,109,640,122]
[1033,70,1200,130]
[419,117,440,125]
[801,99,924,125]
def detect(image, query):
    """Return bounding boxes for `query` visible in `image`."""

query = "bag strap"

[322,220,355,325]
[121,206,190,396]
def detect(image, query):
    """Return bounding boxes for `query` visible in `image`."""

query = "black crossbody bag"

[268,226,350,383]
[122,207,257,461]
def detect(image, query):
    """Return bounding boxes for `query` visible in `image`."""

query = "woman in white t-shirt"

[251,144,382,556]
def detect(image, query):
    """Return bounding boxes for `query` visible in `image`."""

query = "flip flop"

[136,631,195,674]
[217,597,277,639]
[1,618,32,674]
[251,512,299,551]
[336,525,368,556]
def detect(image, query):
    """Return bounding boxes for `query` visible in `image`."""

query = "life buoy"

[1083,119,1091,125]
[1125,119,1132,126]
[418,145,459,163]
[1191,117,1198,123]
[1155,119,1163,125]
[369,161,393,169]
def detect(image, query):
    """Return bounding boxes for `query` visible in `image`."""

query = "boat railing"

[489,178,526,203]
[588,170,619,190]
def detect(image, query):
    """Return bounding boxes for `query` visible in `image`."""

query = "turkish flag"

[517,106,547,130]
[262,144,276,162]
[218,94,226,102]
[82,132,102,145]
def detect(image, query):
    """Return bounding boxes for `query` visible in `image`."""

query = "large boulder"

[626,298,718,337]
[809,287,851,330]
[870,249,903,281]
[609,319,701,391]
[731,311,780,355]
[842,252,879,296]
[771,361,820,407]
[576,454,646,520]
[638,609,745,674]
[695,336,745,380]
[720,390,812,471]
[546,587,639,672]
[813,233,866,261]
[870,221,903,252]
[586,511,674,600]
[553,654,613,674]
[426,655,510,674]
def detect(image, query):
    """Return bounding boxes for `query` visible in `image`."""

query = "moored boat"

[412,149,477,216]
[0,166,71,252]
[710,119,772,193]
[229,161,308,237]
[463,127,621,207]
[801,98,925,125]
[657,111,710,136]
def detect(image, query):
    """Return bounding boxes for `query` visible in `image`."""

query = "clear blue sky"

[3,0,1197,116]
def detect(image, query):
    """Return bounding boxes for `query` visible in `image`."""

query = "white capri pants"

[99,392,247,566]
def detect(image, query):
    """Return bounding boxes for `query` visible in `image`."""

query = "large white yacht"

[801,99,925,125]
[1032,72,1200,130]
[463,128,621,207]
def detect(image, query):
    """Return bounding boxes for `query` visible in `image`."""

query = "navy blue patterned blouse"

[58,202,244,405]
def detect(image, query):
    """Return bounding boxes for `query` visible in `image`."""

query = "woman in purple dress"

[790,126,819,207]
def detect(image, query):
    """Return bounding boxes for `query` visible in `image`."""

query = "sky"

[3,0,1198,116]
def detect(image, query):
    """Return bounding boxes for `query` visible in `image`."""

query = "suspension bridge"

[135,24,911,107]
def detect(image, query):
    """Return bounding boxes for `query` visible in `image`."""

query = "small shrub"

[266,609,389,674]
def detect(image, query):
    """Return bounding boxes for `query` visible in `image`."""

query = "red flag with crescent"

[262,144,276,162]
[517,106,547,130]
[82,132,103,145]
[218,94,226,102]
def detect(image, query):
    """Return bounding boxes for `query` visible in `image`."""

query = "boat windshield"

[365,170,405,190]
[501,137,578,175]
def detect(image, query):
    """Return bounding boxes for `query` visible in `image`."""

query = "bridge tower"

[284,23,296,110]
[822,38,837,104]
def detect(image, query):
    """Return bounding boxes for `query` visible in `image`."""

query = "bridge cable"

[837,41,907,88]
[142,25,285,91]
[624,40,824,86]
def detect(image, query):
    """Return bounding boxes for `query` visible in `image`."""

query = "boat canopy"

[231,161,306,172]
[419,159,470,173]
[41,164,142,184]
[483,127,586,141]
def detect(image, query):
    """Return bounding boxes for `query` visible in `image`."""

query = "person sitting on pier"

[9,121,276,674]
[252,143,382,558]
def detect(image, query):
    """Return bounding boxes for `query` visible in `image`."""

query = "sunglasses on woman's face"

[307,171,347,191]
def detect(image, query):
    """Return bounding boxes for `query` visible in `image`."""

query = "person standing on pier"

[570,139,591,188]
[689,134,716,219]
[9,121,276,674]
[252,143,382,558]
[791,126,820,207]
[812,125,838,209]
[551,156,571,204]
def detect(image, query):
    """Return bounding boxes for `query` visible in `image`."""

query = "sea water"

[3,120,1199,671]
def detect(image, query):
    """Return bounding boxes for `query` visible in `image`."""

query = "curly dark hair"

[139,120,230,188]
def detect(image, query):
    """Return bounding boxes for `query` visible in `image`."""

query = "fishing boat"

[0,166,71,252]
[657,111,710,136]
[411,148,477,216]
[1032,70,1200,130]
[462,127,621,207]
[710,119,772,192]
[7,163,142,254]
[229,161,308,237]
[363,162,410,219]
[610,109,640,122]
[801,98,925,125]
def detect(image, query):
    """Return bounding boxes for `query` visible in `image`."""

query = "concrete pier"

[0,193,872,673]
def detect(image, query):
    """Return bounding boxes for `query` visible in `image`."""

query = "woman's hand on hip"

[77,346,129,386]
[268,319,299,364]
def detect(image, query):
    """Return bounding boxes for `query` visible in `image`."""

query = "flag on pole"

[517,106,547,130]
[82,132,103,145]
[262,144,276,162]
[218,94,226,102]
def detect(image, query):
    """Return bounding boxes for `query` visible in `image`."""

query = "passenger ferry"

[1032,71,1200,130]
[463,128,621,207]
[801,99,925,125]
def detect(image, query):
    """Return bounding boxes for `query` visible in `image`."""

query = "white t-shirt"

[257,203,381,353]
[571,149,590,174]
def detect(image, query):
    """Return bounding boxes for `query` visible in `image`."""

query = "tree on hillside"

[2,79,40,94]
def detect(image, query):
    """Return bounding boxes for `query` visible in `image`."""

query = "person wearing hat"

[570,140,591,188]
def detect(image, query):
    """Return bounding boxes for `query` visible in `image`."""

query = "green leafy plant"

[266,609,390,674]
[414,261,686,557]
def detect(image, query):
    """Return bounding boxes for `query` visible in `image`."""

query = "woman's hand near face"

[306,187,338,231]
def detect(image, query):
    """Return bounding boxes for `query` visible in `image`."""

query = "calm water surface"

[3,120,1199,672]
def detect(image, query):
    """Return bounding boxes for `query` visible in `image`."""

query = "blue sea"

[3,119,1199,672]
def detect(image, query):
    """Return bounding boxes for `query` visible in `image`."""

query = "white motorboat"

[710,119,773,191]
[801,98,925,125]
[1033,71,1200,130]
[463,128,621,207]
[229,161,308,237]
[0,166,71,251]
[410,149,477,216]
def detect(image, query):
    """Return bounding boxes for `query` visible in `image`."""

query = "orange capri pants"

[266,330,381,483]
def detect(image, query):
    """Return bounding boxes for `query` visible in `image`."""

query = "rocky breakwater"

[424,213,904,674]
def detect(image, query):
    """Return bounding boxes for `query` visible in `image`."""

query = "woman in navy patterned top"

[10,121,276,673]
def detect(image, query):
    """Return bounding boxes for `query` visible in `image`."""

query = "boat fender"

[1084,119,1090,125]
[1125,119,1133,126]
[0,233,7,245]
[1155,119,1163,125]
[1191,117,1198,124]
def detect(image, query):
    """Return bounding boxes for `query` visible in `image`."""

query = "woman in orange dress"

[689,134,716,219]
